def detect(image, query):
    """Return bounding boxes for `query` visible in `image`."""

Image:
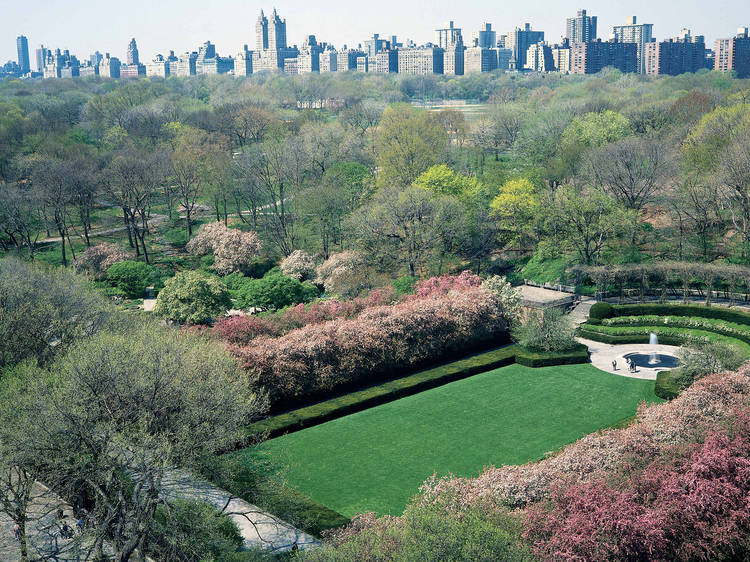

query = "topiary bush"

[106,260,154,299]
[588,302,613,324]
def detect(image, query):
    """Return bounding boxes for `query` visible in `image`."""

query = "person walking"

[12,523,20,541]
[612,359,617,371]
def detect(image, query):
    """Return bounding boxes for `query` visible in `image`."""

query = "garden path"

[160,469,320,553]
[577,338,679,381]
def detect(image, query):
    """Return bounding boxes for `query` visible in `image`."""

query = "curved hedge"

[578,324,750,356]
[515,343,590,368]
[604,303,750,326]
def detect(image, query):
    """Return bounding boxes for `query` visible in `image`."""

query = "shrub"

[213,316,280,345]
[514,308,577,352]
[391,275,417,295]
[186,222,262,275]
[481,275,521,326]
[74,243,130,279]
[611,303,750,326]
[234,272,319,311]
[280,250,316,281]
[588,302,613,322]
[164,225,190,248]
[515,343,589,368]
[154,271,231,324]
[316,251,377,297]
[675,340,745,389]
[106,260,154,299]
[233,285,509,405]
[148,499,243,561]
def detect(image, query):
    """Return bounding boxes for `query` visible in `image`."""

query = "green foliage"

[414,164,482,197]
[561,110,632,149]
[163,225,191,248]
[148,499,244,562]
[514,308,578,352]
[0,258,113,370]
[610,303,750,326]
[391,275,417,295]
[154,270,231,324]
[515,343,590,367]
[676,340,745,387]
[234,271,320,310]
[589,302,614,322]
[106,260,155,299]
[376,104,447,187]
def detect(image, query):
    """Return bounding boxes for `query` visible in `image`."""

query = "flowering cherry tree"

[186,222,262,275]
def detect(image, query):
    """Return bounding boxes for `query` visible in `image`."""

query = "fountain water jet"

[649,332,659,365]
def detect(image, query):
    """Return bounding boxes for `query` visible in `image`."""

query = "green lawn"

[236,363,660,518]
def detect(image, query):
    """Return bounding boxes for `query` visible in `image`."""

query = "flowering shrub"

[233,285,508,404]
[280,250,316,281]
[315,251,376,297]
[186,222,262,275]
[74,243,130,279]
[413,270,481,298]
[524,425,750,561]
[213,288,397,346]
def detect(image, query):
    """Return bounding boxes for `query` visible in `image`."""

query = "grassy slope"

[236,363,660,518]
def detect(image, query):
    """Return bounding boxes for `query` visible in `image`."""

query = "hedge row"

[603,315,750,346]
[515,343,590,368]
[578,325,750,355]
[246,345,519,439]
[590,303,750,326]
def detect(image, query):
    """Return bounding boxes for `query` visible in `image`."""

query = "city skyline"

[2,0,748,65]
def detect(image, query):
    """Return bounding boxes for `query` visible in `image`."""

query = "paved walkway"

[577,338,680,381]
[161,469,320,553]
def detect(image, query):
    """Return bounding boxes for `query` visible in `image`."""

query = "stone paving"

[161,469,320,553]
[577,338,680,381]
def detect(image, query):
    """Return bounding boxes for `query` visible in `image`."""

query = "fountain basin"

[624,352,680,369]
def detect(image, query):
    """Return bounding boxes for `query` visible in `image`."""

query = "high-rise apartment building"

[507,24,544,70]
[644,30,706,75]
[566,9,597,43]
[551,41,571,72]
[235,46,254,76]
[473,23,496,49]
[612,16,653,74]
[35,45,49,73]
[253,8,298,71]
[364,34,391,58]
[525,42,554,72]
[571,40,637,74]
[715,27,750,78]
[319,50,337,72]
[16,36,30,74]
[374,50,399,73]
[256,10,269,51]
[436,21,463,49]
[126,38,139,65]
[268,9,287,51]
[398,46,444,74]
[443,44,464,75]
[464,47,498,73]
[146,54,170,77]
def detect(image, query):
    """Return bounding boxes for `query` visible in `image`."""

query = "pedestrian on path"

[612,359,617,371]
[12,523,20,541]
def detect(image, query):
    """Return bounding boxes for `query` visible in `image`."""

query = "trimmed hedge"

[588,302,613,324]
[246,345,518,439]
[603,315,750,346]
[515,343,590,367]
[578,325,750,356]
[610,304,750,326]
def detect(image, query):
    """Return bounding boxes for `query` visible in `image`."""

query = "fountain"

[624,332,680,370]
[649,332,659,364]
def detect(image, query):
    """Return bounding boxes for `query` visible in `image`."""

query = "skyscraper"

[126,38,139,65]
[256,10,269,51]
[268,9,287,51]
[16,36,30,74]
[715,27,750,78]
[566,9,597,43]
[472,23,496,49]
[35,44,48,73]
[435,21,463,49]
[508,24,544,69]
[612,16,654,74]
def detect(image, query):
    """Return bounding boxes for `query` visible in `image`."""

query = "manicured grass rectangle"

[233,363,661,518]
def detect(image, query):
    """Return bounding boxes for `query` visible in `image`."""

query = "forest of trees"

[1,69,749,288]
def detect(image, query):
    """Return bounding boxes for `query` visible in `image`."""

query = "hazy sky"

[2,0,748,65]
